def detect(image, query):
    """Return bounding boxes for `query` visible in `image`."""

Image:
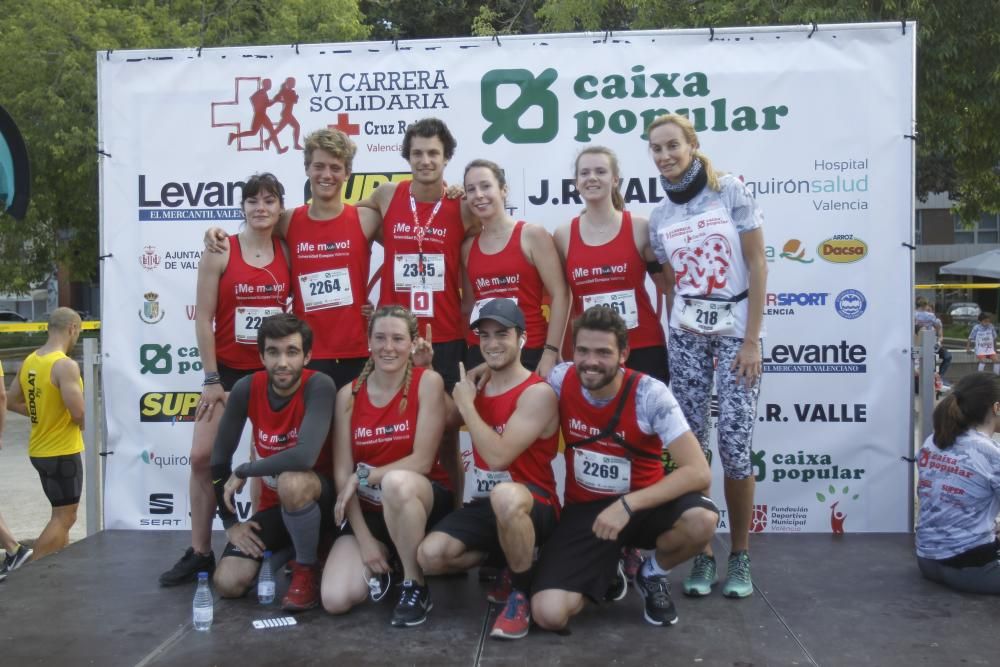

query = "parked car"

[0,310,28,322]
[947,302,981,323]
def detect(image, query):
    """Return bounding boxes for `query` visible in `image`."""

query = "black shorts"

[30,453,83,507]
[625,345,669,384]
[432,340,467,392]
[339,482,454,552]
[465,346,544,373]
[217,362,258,392]
[533,492,718,601]
[430,497,558,557]
[222,473,335,561]
[307,356,368,390]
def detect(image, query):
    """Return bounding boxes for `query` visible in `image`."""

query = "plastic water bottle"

[258,550,275,604]
[192,571,213,631]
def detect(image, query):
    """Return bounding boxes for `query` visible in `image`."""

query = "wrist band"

[202,377,222,387]
[620,496,634,517]
[544,344,560,354]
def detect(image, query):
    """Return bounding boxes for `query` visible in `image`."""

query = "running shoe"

[0,544,33,575]
[391,580,432,627]
[634,560,678,626]
[682,553,718,597]
[159,547,215,587]
[282,561,319,612]
[722,551,754,598]
[490,590,530,639]
[487,567,513,604]
[604,558,628,602]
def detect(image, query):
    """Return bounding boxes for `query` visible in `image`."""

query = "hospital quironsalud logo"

[139,292,165,324]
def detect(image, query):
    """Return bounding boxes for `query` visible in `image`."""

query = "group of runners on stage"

[155,114,768,638]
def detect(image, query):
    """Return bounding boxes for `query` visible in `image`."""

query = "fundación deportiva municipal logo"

[211,76,303,153]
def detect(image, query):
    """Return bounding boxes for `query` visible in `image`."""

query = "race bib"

[975,333,996,356]
[573,448,630,494]
[582,290,639,329]
[299,268,353,311]
[678,297,737,336]
[469,467,513,499]
[355,463,383,506]
[235,306,283,344]
[410,289,434,318]
[394,253,445,292]
[470,296,518,327]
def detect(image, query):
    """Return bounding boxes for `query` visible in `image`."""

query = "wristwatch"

[357,465,370,487]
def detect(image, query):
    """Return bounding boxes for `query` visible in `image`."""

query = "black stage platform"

[2,531,997,666]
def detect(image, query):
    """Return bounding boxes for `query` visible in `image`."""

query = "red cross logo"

[328,113,361,136]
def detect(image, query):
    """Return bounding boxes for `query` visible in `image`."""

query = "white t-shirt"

[649,173,764,339]
[916,430,1000,560]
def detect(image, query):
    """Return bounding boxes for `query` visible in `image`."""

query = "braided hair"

[351,305,420,414]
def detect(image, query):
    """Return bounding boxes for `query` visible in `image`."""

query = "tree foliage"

[534,0,1000,222]
[0,0,368,293]
[0,0,994,294]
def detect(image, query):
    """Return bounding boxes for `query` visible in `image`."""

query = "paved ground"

[1,407,88,550]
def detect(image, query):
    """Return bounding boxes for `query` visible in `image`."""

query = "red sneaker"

[282,561,319,612]
[622,547,643,581]
[487,567,512,604]
[490,590,530,639]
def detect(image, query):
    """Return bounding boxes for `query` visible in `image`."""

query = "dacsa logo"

[140,392,200,422]
[818,236,867,264]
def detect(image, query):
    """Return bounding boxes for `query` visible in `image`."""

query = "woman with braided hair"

[321,305,454,627]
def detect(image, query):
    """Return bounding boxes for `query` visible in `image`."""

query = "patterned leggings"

[668,327,761,479]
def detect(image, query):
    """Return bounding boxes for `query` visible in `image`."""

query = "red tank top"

[214,236,290,369]
[564,212,664,350]
[247,369,331,511]
[465,222,546,348]
[559,366,664,505]
[350,367,450,511]
[471,374,560,509]
[379,181,464,342]
[285,204,370,359]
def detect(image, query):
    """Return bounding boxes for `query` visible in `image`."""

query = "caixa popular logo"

[138,175,244,223]
[763,340,867,373]
[480,66,789,145]
[140,392,200,422]
[139,344,202,375]
[818,236,867,263]
[211,76,303,153]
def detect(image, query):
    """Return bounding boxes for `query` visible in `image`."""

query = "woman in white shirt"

[916,371,1000,593]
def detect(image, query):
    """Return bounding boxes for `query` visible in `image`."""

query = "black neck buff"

[661,157,707,204]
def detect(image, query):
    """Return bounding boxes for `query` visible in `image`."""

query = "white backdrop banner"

[99,23,915,532]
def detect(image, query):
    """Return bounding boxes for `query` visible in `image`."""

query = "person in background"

[5,308,85,561]
[916,372,1000,593]
[0,361,34,580]
[967,312,999,374]
[915,297,952,390]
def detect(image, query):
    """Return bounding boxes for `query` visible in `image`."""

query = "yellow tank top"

[20,350,84,457]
